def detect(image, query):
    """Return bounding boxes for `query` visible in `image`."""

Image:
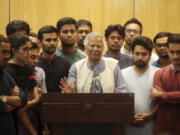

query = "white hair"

[84,32,106,47]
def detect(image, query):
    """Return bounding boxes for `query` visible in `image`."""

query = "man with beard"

[121,36,159,135]
[152,32,171,68]
[55,17,86,65]
[121,18,158,64]
[37,25,70,92]
[150,33,180,135]
[103,24,133,69]
[77,19,92,51]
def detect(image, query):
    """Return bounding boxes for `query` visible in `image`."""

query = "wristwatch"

[1,95,7,102]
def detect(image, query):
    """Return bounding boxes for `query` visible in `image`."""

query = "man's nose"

[82,32,86,37]
[93,46,98,51]
[67,32,72,37]
[114,38,118,42]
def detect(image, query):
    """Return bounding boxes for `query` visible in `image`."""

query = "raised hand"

[60,77,76,93]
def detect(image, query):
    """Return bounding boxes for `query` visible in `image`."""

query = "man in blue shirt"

[103,24,133,69]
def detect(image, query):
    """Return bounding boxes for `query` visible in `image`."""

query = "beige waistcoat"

[76,57,118,93]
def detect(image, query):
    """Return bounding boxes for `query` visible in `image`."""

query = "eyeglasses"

[156,43,167,48]
[126,29,140,34]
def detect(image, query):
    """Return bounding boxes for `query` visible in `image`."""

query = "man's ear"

[11,48,17,55]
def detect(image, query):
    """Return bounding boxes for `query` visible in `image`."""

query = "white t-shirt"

[122,65,159,135]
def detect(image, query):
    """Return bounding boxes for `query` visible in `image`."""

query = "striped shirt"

[35,66,47,93]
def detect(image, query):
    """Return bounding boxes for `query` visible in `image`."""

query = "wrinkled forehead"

[89,36,103,43]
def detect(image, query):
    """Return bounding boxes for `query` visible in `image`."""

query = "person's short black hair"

[104,24,125,39]
[8,33,31,50]
[6,20,30,36]
[77,19,92,31]
[153,32,171,44]
[30,43,39,50]
[132,36,153,53]
[123,18,143,34]
[38,25,58,41]
[0,35,10,45]
[167,33,180,48]
[56,17,77,33]
[29,32,37,38]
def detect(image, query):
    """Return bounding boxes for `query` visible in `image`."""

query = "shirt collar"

[87,58,105,75]
[121,46,132,56]
[170,64,180,72]
[104,52,122,60]
[38,54,56,65]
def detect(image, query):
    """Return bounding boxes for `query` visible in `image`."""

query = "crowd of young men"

[0,17,180,135]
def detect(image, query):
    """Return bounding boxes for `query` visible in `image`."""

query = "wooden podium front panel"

[41,93,134,124]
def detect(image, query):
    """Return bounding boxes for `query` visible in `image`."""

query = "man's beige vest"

[75,57,118,93]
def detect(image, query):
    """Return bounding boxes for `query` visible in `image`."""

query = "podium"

[41,93,134,135]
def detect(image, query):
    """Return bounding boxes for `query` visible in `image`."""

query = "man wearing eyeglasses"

[152,32,171,68]
[121,18,142,56]
[121,18,158,64]
[122,36,160,135]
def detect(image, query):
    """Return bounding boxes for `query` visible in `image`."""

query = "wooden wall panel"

[0,0,9,35]
[0,0,179,39]
[10,0,132,35]
[135,0,180,39]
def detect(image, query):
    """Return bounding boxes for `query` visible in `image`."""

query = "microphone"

[92,74,102,93]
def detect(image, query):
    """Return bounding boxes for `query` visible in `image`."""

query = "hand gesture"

[60,77,76,93]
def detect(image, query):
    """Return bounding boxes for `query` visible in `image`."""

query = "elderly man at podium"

[60,32,127,94]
